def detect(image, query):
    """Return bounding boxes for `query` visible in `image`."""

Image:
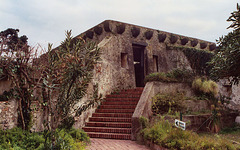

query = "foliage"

[167,45,214,76]
[220,123,240,134]
[0,88,14,101]
[209,3,240,85]
[192,77,219,98]
[0,127,44,150]
[141,118,239,150]
[41,30,102,131]
[152,93,185,115]
[139,116,149,129]
[0,28,42,130]
[192,77,223,132]
[43,128,89,150]
[145,69,194,83]
[0,127,89,150]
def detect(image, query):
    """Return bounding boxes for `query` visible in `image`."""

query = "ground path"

[86,138,150,150]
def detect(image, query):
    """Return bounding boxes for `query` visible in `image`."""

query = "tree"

[0,28,42,130]
[41,30,101,130]
[209,3,240,85]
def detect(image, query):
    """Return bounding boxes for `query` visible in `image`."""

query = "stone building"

[76,20,216,93]
[0,20,239,139]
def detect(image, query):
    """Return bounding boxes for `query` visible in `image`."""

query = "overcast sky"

[0,0,239,50]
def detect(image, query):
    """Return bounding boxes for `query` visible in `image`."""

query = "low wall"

[131,81,194,140]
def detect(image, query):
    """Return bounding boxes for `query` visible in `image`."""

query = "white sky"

[0,0,239,50]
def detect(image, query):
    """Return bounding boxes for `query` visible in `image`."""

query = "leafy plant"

[139,116,149,129]
[152,93,185,115]
[41,30,102,131]
[209,3,240,85]
[145,69,194,83]
[192,77,219,98]
[0,127,89,150]
[141,118,239,149]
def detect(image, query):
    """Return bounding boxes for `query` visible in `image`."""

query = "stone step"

[118,91,143,95]
[100,105,136,109]
[92,113,132,118]
[95,109,135,113]
[83,127,131,134]
[86,122,131,128]
[104,97,139,101]
[106,94,141,98]
[101,101,138,105]
[124,88,144,92]
[89,117,131,123]
[86,132,131,140]
[83,88,144,140]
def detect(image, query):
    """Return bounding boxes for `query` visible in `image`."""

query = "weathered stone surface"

[169,35,178,44]
[200,42,207,49]
[116,24,125,34]
[94,26,103,35]
[180,37,189,45]
[86,30,94,39]
[158,33,166,43]
[218,79,240,111]
[144,30,153,40]
[183,100,210,113]
[0,100,18,130]
[103,21,111,32]
[236,116,240,124]
[0,80,11,95]
[131,27,140,38]
[191,40,198,47]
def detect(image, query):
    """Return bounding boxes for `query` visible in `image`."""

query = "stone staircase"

[83,87,144,140]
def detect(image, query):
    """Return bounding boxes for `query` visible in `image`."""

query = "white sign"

[175,119,186,130]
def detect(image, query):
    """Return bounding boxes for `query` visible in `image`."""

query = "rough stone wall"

[218,79,240,111]
[76,20,216,82]
[0,79,12,95]
[0,100,18,130]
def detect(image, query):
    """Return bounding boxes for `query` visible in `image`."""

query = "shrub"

[139,116,149,129]
[152,93,185,115]
[0,127,89,150]
[145,69,194,83]
[192,77,219,98]
[141,118,239,150]
[0,127,44,150]
[144,72,177,83]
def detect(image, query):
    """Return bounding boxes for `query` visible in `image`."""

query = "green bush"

[141,118,239,150]
[0,127,89,150]
[144,69,194,83]
[192,77,219,98]
[139,116,149,129]
[0,127,44,150]
[152,93,185,115]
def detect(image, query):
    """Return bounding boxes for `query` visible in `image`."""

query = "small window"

[153,55,158,72]
[121,53,128,68]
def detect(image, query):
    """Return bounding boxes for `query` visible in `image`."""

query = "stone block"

[235,116,240,124]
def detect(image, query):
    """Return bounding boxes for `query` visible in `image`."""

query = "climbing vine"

[167,45,214,76]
